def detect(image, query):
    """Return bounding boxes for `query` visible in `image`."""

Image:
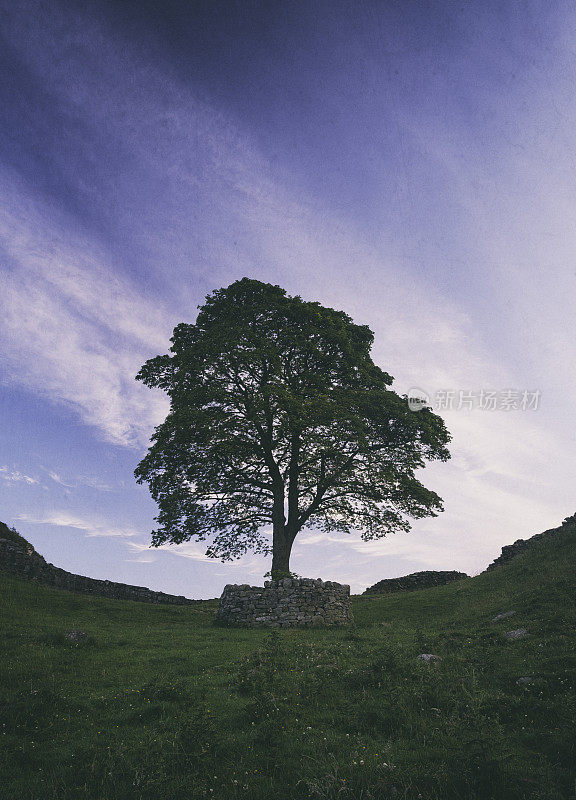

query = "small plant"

[263,569,301,580]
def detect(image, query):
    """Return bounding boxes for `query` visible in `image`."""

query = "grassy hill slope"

[1,519,575,800]
[0,520,35,552]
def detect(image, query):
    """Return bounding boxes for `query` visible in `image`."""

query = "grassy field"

[1,521,575,800]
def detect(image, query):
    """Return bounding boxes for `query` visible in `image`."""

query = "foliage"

[135,279,451,576]
[262,569,300,580]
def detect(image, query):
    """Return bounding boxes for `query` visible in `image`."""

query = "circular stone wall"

[216,577,353,628]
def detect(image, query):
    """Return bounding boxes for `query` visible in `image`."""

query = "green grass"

[1,522,575,799]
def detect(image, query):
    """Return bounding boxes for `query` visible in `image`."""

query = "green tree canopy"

[135,278,451,579]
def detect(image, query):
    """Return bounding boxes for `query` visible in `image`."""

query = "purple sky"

[1,0,575,598]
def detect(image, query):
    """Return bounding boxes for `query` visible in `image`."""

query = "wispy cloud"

[42,467,115,492]
[0,466,38,485]
[1,0,574,593]
[0,2,269,449]
[77,477,115,492]
[47,471,75,488]
[0,168,172,448]
[15,511,139,539]
[126,539,220,564]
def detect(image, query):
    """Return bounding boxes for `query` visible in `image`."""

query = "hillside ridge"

[483,512,576,572]
[363,570,468,595]
[3,513,575,603]
[0,523,197,605]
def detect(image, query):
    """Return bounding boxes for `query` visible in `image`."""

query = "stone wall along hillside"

[484,513,576,572]
[363,570,468,595]
[0,536,198,605]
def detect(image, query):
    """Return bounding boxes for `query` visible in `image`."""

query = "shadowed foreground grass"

[1,522,575,799]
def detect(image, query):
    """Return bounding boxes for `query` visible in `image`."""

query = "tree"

[135,278,451,580]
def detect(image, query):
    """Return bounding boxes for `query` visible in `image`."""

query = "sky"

[1,0,575,598]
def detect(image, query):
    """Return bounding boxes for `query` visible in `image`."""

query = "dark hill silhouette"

[0,522,197,605]
[363,570,468,595]
[483,512,576,572]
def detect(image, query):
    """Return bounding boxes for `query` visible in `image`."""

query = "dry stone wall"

[363,570,468,595]
[484,513,576,572]
[216,577,353,627]
[0,537,198,605]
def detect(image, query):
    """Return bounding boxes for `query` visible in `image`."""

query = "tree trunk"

[271,526,293,579]
[270,478,298,580]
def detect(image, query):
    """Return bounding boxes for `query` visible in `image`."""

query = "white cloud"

[15,511,139,539]
[47,471,76,488]
[1,0,574,593]
[0,466,38,485]
[126,539,219,564]
[0,166,172,448]
[78,477,115,492]
[42,467,115,492]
